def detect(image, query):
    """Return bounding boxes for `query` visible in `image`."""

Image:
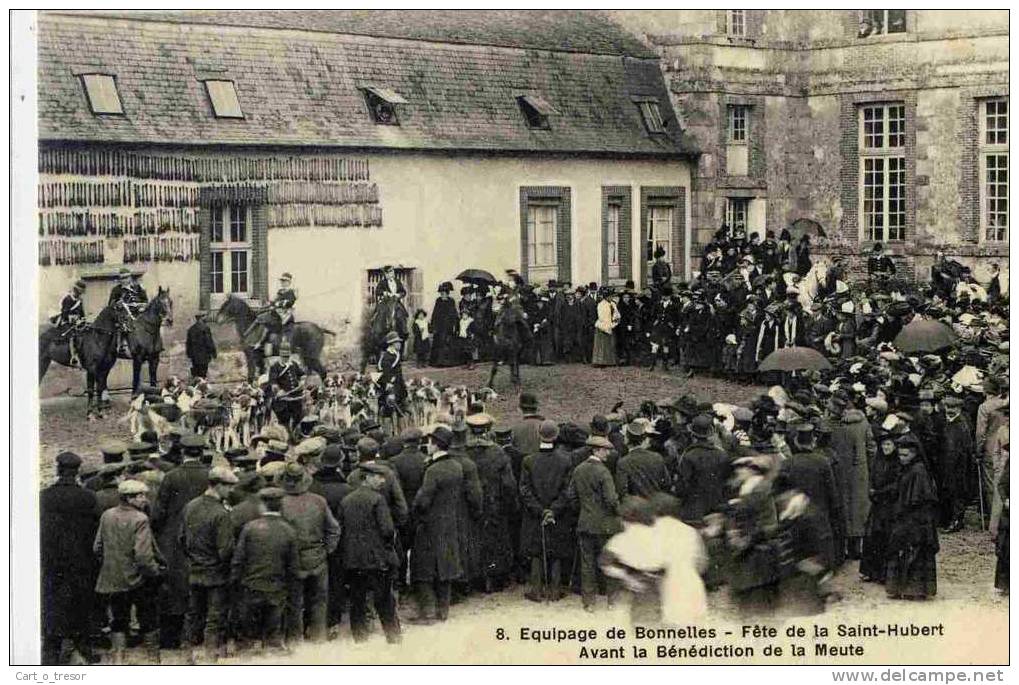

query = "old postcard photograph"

[10,7,1011,670]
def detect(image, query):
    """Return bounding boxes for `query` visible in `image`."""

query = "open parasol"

[758,346,832,373]
[893,319,958,353]
[456,268,498,285]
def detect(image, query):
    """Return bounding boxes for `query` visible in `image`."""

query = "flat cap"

[493,424,513,438]
[208,466,240,485]
[127,441,154,455]
[356,437,380,456]
[359,462,389,476]
[55,451,82,469]
[585,435,613,450]
[625,421,646,438]
[99,439,128,455]
[466,413,494,428]
[258,487,286,501]
[225,446,250,460]
[118,479,148,495]
[180,433,207,449]
[400,427,424,442]
[237,472,266,493]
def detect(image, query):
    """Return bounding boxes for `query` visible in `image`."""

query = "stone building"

[611,9,1009,282]
[36,10,697,348]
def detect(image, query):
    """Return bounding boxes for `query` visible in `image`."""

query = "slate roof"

[38,11,697,158]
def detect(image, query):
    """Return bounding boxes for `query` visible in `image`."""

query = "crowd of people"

[40,228,1009,665]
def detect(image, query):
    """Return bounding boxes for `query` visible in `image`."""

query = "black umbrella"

[790,218,827,239]
[456,268,498,285]
[894,319,958,353]
[758,346,832,373]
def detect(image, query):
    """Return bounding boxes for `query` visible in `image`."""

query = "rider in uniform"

[267,340,306,437]
[650,246,673,293]
[255,273,298,353]
[373,265,409,340]
[52,279,88,367]
[108,267,148,357]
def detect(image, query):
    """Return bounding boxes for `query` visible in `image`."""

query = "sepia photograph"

[9,7,1011,670]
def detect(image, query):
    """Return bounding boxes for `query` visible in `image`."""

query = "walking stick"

[976,459,987,531]
[540,517,550,603]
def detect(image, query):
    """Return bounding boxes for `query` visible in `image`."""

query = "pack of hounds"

[124,371,498,449]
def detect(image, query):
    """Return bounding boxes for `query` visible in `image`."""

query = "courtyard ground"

[36,348,1009,664]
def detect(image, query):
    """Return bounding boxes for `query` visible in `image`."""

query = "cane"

[540,516,550,603]
[976,458,987,531]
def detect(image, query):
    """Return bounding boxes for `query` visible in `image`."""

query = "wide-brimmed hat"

[382,331,402,345]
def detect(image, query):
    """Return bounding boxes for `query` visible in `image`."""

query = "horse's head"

[152,287,174,327]
[215,293,245,324]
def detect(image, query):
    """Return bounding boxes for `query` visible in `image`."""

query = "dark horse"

[39,287,174,416]
[216,294,333,381]
[360,296,408,372]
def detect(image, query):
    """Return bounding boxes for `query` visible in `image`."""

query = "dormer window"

[634,97,666,134]
[80,73,123,115]
[204,80,244,119]
[517,94,554,130]
[362,86,406,126]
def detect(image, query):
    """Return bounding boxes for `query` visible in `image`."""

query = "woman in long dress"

[860,432,901,583]
[592,288,620,367]
[885,434,940,600]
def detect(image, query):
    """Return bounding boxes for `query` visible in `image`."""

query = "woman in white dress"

[592,288,620,367]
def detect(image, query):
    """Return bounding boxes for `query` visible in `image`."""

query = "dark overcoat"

[151,460,209,615]
[468,440,518,577]
[451,450,484,580]
[518,447,574,559]
[775,450,842,570]
[412,453,465,582]
[387,446,428,506]
[614,447,670,499]
[40,477,99,637]
[339,486,398,571]
[185,321,217,366]
[675,441,733,523]
[567,457,622,536]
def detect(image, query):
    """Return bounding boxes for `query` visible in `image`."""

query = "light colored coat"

[829,409,875,537]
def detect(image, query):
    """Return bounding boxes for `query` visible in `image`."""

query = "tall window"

[859,10,906,37]
[526,203,558,282]
[646,205,674,263]
[726,198,749,234]
[859,104,906,241]
[980,98,1008,242]
[606,202,621,279]
[210,204,251,299]
[727,10,746,37]
[728,105,749,143]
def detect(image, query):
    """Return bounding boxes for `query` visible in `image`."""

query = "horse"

[360,296,409,372]
[126,287,174,395]
[216,294,333,382]
[40,305,119,417]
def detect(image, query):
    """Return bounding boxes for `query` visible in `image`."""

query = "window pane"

[81,74,123,115]
[887,10,906,33]
[210,251,224,293]
[205,80,244,119]
[985,154,1008,241]
[640,102,665,134]
[729,105,747,143]
[211,205,224,244]
[231,251,249,293]
[230,205,247,242]
[527,204,557,267]
[728,10,745,36]
[607,203,620,267]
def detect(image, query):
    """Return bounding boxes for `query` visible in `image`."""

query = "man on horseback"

[376,330,407,420]
[108,267,148,358]
[373,265,409,339]
[51,279,88,367]
[252,272,298,353]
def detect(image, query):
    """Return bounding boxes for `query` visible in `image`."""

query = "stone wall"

[610,9,1009,281]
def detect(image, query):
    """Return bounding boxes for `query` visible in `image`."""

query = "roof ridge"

[42,10,661,60]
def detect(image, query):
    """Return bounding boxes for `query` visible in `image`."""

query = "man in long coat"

[674,415,734,524]
[411,426,464,623]
[487,293,531,387]
[828,397,875,560]
[518,421,574,602]
[185,311,217,380]
[449,425,484,594]
[41,452,99,665]
[567,436,623,611]
[466,413,519,591]
[151,433,210,648]
[938,396,974,532]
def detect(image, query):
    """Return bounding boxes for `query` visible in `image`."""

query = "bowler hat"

[688,414,714,439]
[321,444,344,466]
[74,279,87,290]
[56,451,82,469]
[429,425,454,449]
[519,392,539,412]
